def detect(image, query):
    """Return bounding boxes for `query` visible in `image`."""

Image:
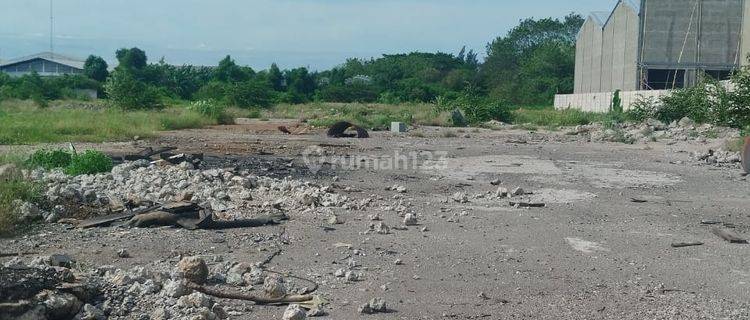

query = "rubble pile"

[570,117,740,144]
[25,160,355,223]
[689,149,742,167]
[1,255,322,320]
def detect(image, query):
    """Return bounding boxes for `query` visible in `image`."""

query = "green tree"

[268,63,284,91]
[482,13,583,105]
[226,79,274,108]
[115,47,147,71]
[214,55,250,83]
[284,67,316,101]
[83,55,109,82]
[104,68,160,109]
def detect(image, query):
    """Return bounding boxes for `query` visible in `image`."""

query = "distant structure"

[575,0,748,94]
[0,52,85,77]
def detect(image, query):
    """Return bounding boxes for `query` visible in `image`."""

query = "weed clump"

[65,150,113,176]
[0,178,40,236]
[26,149,113,176]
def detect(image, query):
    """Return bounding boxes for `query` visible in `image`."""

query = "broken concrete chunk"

[510,187,525,197]
[403,213,418,226]
[177,256,209,284]
[282,304,307,320]
[452,192,468,203]
[345,271,361,282]
[263,274,287,298]
[371,222,390,235]
[334,268,346,278]
[359,298,387,314]
[390,122,407,133]
[327,215,343,225]
[495,187,508,198]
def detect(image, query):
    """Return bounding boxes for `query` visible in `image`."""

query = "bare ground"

[2,120,750,319]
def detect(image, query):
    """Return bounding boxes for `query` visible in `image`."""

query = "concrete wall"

[554,89,670,113]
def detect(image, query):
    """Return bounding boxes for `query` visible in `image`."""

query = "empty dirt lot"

[2,120,749,319]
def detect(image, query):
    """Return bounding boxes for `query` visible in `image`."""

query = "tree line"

[0,14,584,110]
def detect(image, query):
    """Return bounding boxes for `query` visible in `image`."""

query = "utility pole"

[50,0,54,54]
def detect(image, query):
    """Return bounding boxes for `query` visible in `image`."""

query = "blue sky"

[0,0,614,70]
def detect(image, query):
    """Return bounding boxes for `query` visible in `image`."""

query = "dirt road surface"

[2,120,749,319]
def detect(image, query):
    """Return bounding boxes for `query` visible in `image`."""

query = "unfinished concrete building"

[574,0,746,94]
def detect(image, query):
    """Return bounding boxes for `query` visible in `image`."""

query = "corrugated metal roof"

[0,52,85,70]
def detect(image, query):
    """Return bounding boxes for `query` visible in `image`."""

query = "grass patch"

[264,102,451,129]
[0,178,41,237]
[512,107,608,127]
[0,99,218,144]
[23,149,113,176]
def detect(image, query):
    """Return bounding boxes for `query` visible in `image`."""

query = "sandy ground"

[2,120,750,319]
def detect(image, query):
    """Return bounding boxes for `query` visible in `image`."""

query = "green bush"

[611,90,622,113]
[727,68,750,128]
[226,80,274,108]
[25,149,113,176]
[26,149,73,170]
[625,96,659,123]
[195,81,228,101]
[0,178,41,236]
[188,100,229,123]
[658,84,716,124]
[104,69,162,110]
[65,150,113,176]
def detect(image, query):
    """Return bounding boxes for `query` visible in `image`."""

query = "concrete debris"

[345,271,361,282]
[177,256,209,285]
[568,118,740,144]
[388,185,407,193]
[282,304,307,320]
[116,249,130,258]
[327,214,343,225]
[334,268,346,278]
[391,122,407,133]
[369,222,390,235]
[691,149,742,167]
[510,187,525,197]
[495,187,509,198]
[263,274,287,298]
[403,213,418,226]
[359,298,387,314]
[452,192,468,203]
[31,160,353,223]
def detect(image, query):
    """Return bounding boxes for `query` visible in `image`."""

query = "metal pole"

[50,0,53,54]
